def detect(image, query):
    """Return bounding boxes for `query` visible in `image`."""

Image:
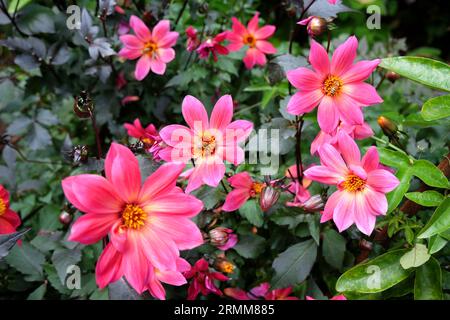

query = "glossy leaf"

[421,94,450,121]
[418,197,450,239]
[405,191,444,207]
[414,257,443,300]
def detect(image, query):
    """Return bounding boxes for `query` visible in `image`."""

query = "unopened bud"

[59,211,73,225]
[66,145,88,164]
[386,71,400,83]
[215,258,235,274]
[209,227,231,247]
[377,116,398,137]
[259,186,280,212]
[307,16,328,37]
[73,90,93,118]
[302,195,324,212]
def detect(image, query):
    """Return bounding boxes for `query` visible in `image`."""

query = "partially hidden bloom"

[115,71,127,90]
[186,26,200,51]
[61,143,204,298]
[197,31,229,62]
[306,294,346,300]
[303,132,399,235]
[222,172,265,211]
[209,227,238,251]
[119,16,179,80]
[117,19,130,35]
[310,119,374,155]
[159,95,253,193]
[0,184,21,235]
[225,282,299,300]
[124,118,164,160]
[227,12,277,69]
[184,258,228,300]
[285,164,312,206]
[286,36,383,133]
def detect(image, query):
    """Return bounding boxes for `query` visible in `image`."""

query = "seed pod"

[73,90,93,118]
[386,71,400,83]
[259,186,280,212]
[377,116,398,137]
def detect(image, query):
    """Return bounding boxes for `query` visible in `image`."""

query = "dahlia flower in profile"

[225,282,298,300]
[159,95,253,193]
[303,133,399,235]
[286,36,383,133]
[0,184,21,235]
[197,31,229,62]
[184,258,228,300]
[185,26,200,51]
[61,143,204,297]
[306,294,346,300]
[124,118,164,160]
[227,12,277,69]
[310,119,374,155]
[222,172,265,211]
[208,227,238,251]
[119,16,179,80]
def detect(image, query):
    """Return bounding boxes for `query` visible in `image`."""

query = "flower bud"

[386,71,400,83]
[59,211,73,226]
[214,257,235,274]
[73,90,93,118]
[301,194,324,212]
[209,227,230,247]
[66,145,89,165]
[307,16,328,37]
[377,116,398,137]
[259,186,280,212]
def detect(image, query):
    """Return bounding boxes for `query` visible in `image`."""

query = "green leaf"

[414,257,443,300]
[108,277,143,300]
[5,242,45,280]
[336,249,413,293]
[387,166,412,213]
[272,239,317,288]
[411,160,450,189]
[27,283,47,300]
[233,234,266,259]
[239,199,264,227]
[405,191,444,207]
[418,197,450,239]
[428,235,448,254]
[378,148,411,169]
[322,229,346,270]
[421,94,450,121]
[51,247,82,285]
[400,243,431,269]
[379,57,450,92]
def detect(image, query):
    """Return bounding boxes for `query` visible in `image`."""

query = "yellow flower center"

[219,261,235,274]
[322,75,343,97]
[0,198,5,216]
[251,182,265,195]
[143,42,158,55]
[243,35,256,48]
[141,137,154,145]
[193,132,217,158]
[342,174,366,192]
[122,204,147,229]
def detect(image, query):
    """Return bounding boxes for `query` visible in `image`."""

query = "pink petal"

[336,131,361,165]
[228,172,254,189]
[247,13,260,33]
[317,96,339,133]
[353,193,376,235]
[200,157,226,187]
[118,47,142,60]
[303,165,344,185]
[331,35,358,77]
[140,227,179,271]
[95,243,123,288]
[69,213,119,244]
[148,270,166,300]
[2,210,20,229]
[157,48,175,63]
[318,144,348,174]
[104,143,141,203]
[255,40,277,54]
[333,191,356,232]
[364,187,388,215]
[182,95,209,132]
[138,162,185,202]
[322,190,345,222]
[367,169,400,193]
[309,39,330,76]
[185,166,205,194]
[135,54,151,80]
[243,48,266,68]
[287,67,321,91]
[231,17,247,36]
[143,193,204,218]
[286,90,323,115]
[210,95,233,131]
[225,120,253,144]
[152,20,170,42]
[341,59,380,84]
[222,188,251,211]
[158,32,179,48]
[150,58,167,75]
[157,270,187,286]
[62,175,123,214]
[255,25,276,39]
[122,239,149,294]
[342,83,383,106]
[130,15,151,42]
[223,145,245,166]
[151,216,204,250]
[361,146,379,172]
[159,124,193,148]
[119,34,144,49]
[353,122,374,139]
[0,218,15,234]
[335,94,364,124]
[226,33,244,52]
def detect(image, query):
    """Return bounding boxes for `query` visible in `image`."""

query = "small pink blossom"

[286,36,382,133]
[209,227,238,251]
[303,133,399,235]
[227,12,277,69]
[117,20,130,35]
[119,16,179,80]
[186,26,200,51]
[225,282,299,300]
[184,258,228,300]
[197,31,229,62]
[222,172,265,211]
[124,118,165,160]
[0,184,21,236]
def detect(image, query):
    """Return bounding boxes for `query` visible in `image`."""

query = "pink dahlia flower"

[310,119,374,155]
[303,133,399,235]
[286,36,383,133]
[0,184,21,235]
[225,282,299,300]
[159,95,253,193]
[227,12,277,69]
[184,258,228,300]
[124,118,164,160]
[222,172,265,211]
[197,31,229,62]
[61,143,204,297]
[119,16,179,80]
[185,26,200,51]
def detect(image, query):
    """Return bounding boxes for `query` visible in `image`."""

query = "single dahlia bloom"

[303,133,399,235]
[306,294,346,300]
[197,31,229,62]
[159,95,253,193]
[0,184,21,235]
[61,143,204,297]
[286,36,383,133]
[185,26,200,51]
[225,282,299,300]
[227,12,277,69]
[222,172,265,212]
[310,119,374,155]
[119,16,179,80]
[124,118,164,160]
[184,258,228,300]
